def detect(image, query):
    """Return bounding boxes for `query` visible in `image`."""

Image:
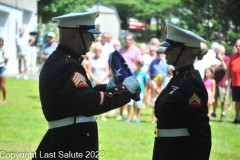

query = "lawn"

[0,78,239,160]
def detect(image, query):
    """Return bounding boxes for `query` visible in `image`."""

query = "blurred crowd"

[4,27,239,123]
[74,31,239,124]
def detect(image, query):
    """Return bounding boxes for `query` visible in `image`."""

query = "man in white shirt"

[15,27,35,80]
[194,42,221,79]
[94,32,114,61]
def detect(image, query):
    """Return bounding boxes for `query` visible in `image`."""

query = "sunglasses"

[124,38,132,41]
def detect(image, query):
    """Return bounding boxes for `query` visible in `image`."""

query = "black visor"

[160,39,185,47]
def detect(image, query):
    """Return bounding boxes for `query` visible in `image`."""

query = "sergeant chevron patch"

[188,92,201,108]
[71,72,88,88]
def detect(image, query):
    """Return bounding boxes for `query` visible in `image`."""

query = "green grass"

[0,78,240,160]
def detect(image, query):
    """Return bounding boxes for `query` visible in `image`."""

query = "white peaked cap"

[160,23,206,48]
[47,32,55,38]
[52,10,101,34]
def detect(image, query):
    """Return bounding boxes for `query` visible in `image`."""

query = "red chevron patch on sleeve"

[188,92,202,108]
[71,72,88,88]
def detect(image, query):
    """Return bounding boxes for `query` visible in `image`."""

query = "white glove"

[122,76,140,94]
[106,77,118,90]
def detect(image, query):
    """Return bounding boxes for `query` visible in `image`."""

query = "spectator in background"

[163,68,173,87]
[150,74,164,124]
[119,32,141,71]
[228,39,240,124]
[116,32,141,120]
[125,60,148,123]
[147,47,169,108]
[0,38,9,104]
[15,27,35,80]
[149,45,158,60]
[108,39,122,115]
[139,43,152,73]
[148,47,169,83]
[88,44,110,121]
[228,45,237,110]
[81,43,98,79]
[231,45,237,56]
[150,38,160,49]
[40,32,58,62]
[107,33,113,46]
[194,42,221,79]
[112,39,121,52]
[139,43,152,108]
[96,34,102,42]
[211,45,230,119]
[203,68,216,117]
[95,32,114,61]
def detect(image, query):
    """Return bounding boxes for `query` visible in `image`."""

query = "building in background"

[0,0,38,76]
[92,3,121,40]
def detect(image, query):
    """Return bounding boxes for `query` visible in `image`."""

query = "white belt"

[48,116,96,129]
[155,128,190,137]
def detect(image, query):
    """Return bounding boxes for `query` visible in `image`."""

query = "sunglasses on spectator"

[124,38,132,41]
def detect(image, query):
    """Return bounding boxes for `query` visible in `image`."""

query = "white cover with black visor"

[52,10,101,34]
[160,23,206,48]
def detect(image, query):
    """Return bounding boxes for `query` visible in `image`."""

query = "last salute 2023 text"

[37,151,105,159]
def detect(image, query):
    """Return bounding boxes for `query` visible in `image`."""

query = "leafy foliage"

[172,0,240,45]
[38,0,240,45]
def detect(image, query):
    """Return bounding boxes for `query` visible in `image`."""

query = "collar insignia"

[169,85,178,94]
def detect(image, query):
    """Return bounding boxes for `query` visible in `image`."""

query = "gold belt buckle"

[155,128,158,137]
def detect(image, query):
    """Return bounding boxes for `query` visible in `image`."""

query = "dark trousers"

[33,122,98,159]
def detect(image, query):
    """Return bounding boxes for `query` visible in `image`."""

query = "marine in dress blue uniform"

[152,23,211,160]
[34,10,140,160]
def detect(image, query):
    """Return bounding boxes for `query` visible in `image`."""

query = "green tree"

[172,0,240,46]
[38,0,99,23]
[38,0,240,45]
[38,0,180,39]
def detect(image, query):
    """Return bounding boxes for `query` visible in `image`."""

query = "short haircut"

[125,32,136,41]
[0,37,4,43]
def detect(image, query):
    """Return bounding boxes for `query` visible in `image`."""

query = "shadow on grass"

[104,115,153,124]
[210,118,237,125]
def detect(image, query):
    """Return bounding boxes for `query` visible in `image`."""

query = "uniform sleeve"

[93,84,107,91]
[56,62,131,117]
[179,78,211,160]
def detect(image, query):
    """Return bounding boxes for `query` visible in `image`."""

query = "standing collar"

[172,64,194,76]
[56,44,82,62]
